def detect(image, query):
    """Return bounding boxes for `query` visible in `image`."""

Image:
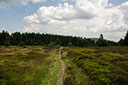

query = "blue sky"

[0,0,74,31]
[109,0,128,5]
[0,0,127,31]
[0,0,128,41]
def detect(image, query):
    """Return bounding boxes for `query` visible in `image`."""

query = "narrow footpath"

[57,53,65,85]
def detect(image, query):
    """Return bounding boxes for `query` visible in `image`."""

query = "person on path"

[61,51,63,55]
[60,51,63,59]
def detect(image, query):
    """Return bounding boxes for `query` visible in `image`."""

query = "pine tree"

[100,34,104,40]
[96,34,109,46]
[123,31,128,45]
[118,38,124,46]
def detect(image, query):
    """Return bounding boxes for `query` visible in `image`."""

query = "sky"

[0,0,128,41]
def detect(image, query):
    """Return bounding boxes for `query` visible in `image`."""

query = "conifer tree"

[96,34,109,46]
[123,31,128,45]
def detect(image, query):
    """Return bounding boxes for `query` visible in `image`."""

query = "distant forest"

[0,30,128,47]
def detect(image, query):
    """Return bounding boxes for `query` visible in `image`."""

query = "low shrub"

[64,47,128,85]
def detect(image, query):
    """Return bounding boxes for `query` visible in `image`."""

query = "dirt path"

[57,54,65,85]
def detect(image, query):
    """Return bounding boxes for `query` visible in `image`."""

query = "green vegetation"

[0,30,120,47]
[0,46,61,85]
[44,41,60,49]
[63,46,128,85]
[96,34,109,46]
[63,56,93,85]
[0,31,93,47]
[67,42,73,47]
[0,30,128,85]
[42,50,62,85]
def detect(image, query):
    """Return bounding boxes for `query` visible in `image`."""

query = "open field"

[0,46,128,85]
[0,46,62,85]
[63,46,128,85]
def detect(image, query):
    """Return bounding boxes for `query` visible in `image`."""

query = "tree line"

[0,30,127,47]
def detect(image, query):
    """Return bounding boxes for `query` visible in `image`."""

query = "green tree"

[55,38,61,45]
[11,32,22,45]
[123,31,128,45]
[100,34,104,40]
[4,35,11,47]
[77,38,89,47]
[118,38,124,46]
[96,34,109,46]
[0,30,10,45]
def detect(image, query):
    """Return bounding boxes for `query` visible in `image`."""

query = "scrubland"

[63,46,128,85]
[0,46,61,85]
[0,46,128,85]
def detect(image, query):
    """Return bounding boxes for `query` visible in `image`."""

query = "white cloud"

[62,0,67,2]
[31,0,46,3]
[0,0,46,8]
[23,0,128,41]
[107,3,113,7]
[119,1,128,25]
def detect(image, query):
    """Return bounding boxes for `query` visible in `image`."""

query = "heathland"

[0,46,128,85]
[0,30,128,85]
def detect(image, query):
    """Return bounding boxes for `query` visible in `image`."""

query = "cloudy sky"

[0,0,128,41]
